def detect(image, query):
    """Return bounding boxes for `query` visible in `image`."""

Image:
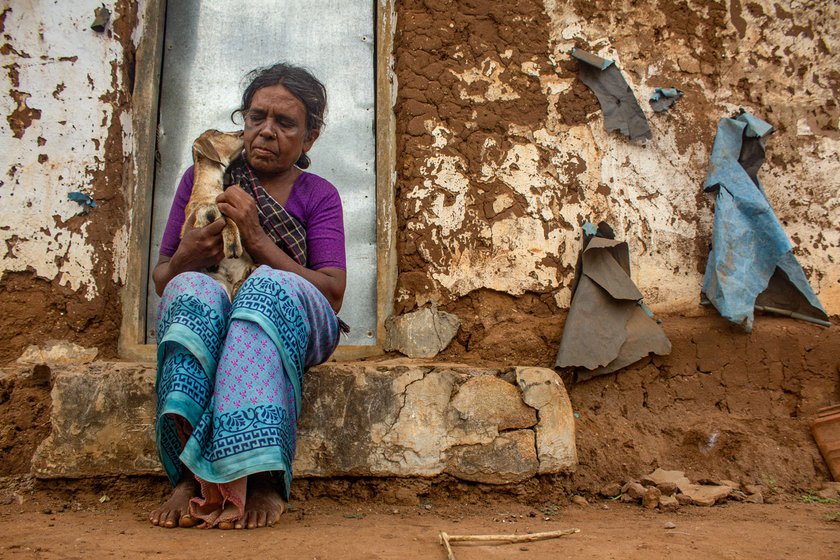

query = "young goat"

[183,129,254,298]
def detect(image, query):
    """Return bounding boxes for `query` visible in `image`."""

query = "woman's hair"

[234,62,327,169]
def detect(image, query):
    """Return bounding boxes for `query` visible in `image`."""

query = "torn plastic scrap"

[649,87,684,112]
[68,191,97,214]
[701,111,828,330]
[91,4,111,32]
[570,48,651,141]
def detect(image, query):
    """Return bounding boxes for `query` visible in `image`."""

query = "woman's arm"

[152,215,227,296]
[216,186,346,311]
[246,238,346,311]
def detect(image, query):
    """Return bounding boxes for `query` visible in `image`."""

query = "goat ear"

[194,136,222,163]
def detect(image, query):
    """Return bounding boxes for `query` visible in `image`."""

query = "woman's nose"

[257,121,277,138]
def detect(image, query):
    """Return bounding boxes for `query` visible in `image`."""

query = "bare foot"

[219,472,286,530]
[150,477,199,528]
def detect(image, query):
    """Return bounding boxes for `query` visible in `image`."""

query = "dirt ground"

[0,476,838,560]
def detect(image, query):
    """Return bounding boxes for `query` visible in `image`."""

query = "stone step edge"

[7,362,577,484]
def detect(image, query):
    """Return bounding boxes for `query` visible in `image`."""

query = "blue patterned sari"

[155,266,339,525]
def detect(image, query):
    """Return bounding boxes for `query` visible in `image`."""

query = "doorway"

[146,0,378,346]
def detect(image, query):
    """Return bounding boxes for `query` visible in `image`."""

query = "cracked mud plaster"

[568,316,840,493]
[0,0,138,364]
[394,0,839,366]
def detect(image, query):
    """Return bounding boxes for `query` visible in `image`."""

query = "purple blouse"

[159,166,346,271]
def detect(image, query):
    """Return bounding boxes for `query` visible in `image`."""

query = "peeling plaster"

[0,1,131,298]
[398,0,839,316]
[111,224,129,285]
[432,215,566,298]
[408,154,470,240]
[451,57,520,103]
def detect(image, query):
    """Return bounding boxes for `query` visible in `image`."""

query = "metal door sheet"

[147,0,376,345]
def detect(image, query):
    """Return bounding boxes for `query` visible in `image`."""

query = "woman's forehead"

[249,84,305,112]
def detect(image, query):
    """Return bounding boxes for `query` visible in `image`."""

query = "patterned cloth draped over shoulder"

[224,156,308,267]
[223,156,349,334]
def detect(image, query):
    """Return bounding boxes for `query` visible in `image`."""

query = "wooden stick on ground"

[440,531,457,560]
[439,528,580,560]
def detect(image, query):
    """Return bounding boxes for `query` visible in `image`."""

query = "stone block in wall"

[445,430,538,484]
[383,306,460,358]
[450,375,537,431]
[16,340,98,365]
[31,363,161,478]
[31,362,578,483]
[295,364,576,480]
[516,366,578,473]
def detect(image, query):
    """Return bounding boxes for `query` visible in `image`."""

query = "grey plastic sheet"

[701,111,829,331]
[572,48,651,141]
[556,228,671,381]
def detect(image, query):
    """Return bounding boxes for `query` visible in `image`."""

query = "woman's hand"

[152,213,226,296]
[216,186,268,253]
[174,212,227,270]
[215,186,345,311]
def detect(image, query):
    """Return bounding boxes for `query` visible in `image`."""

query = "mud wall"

[394,0,839,362]
[568,317,840,491]
[0,1,836,366]
[0,1,138,362]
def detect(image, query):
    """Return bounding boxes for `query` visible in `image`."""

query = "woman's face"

[242,84,319,177]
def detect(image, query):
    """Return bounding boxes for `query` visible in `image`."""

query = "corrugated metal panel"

[147,0,376,345]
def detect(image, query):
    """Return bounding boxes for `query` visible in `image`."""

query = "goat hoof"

[221,223,243,259]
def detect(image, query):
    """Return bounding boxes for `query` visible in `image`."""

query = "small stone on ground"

[622,482,646,500]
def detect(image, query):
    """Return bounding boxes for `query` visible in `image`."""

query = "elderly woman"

[149,63,345,529]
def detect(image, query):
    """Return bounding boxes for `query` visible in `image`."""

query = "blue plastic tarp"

[701,112,829,331]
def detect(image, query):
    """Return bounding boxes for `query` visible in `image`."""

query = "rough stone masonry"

[26,362,577,485]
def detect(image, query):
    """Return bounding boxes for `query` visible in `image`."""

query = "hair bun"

[296,153,311,169]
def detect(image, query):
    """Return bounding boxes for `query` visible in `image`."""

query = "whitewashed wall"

[0,0,138,298]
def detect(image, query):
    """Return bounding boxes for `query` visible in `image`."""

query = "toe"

[179,514,198,528]
[246,511,259,529]
[163,511,179,528]
[256,511,268,528]
[218,521,235,530]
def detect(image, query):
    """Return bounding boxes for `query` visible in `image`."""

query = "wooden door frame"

[118,0,397,361]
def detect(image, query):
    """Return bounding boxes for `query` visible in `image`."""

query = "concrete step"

[3,361,576,484]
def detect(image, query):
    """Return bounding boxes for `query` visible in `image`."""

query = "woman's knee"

[246,265,298,283]
[239,265,307,293]
[159,272,230,319]
[163,272,227,301]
